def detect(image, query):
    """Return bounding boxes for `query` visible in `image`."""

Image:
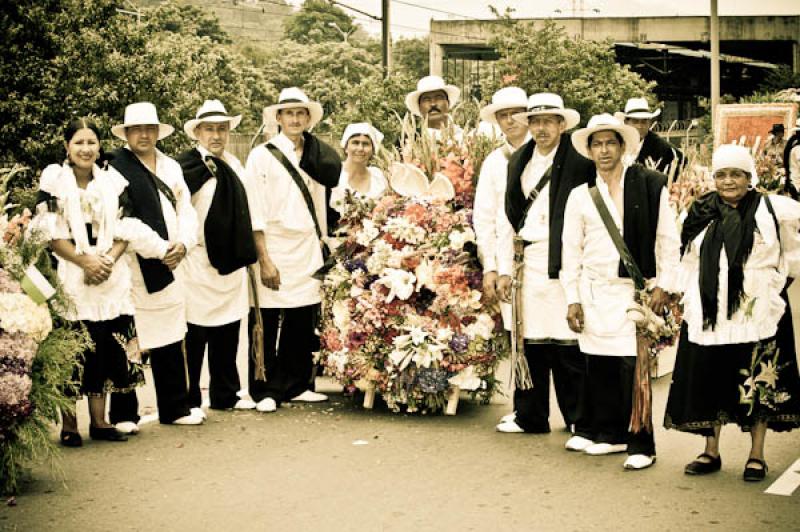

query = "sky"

[286,0,800,38]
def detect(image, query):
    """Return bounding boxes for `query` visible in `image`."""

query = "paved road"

[1,374,798,532]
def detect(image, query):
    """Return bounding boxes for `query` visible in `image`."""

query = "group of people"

[38,73,800,483]
[762,121,800,194]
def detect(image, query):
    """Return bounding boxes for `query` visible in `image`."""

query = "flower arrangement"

[0,165,91,494]
[319,126,508,414]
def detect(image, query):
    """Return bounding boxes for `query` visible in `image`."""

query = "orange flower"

[403,204,427,225]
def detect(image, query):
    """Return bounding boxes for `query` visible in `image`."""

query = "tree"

[283,0,356,45]
[393,37,430,80]
[0,0,273,170]
[143,1,232,44]
[757,66,800,93]
[485,18,656,124]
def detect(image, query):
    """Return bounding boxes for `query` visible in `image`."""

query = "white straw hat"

[570,113,640,160]
[111,102,174,141]
[405,75,461,117]
[511,93,580,130]
[479,87,528,126]
[263,87,323,129]
[615,97,661,120]
[183,99,242,140]
[340,122,384,150]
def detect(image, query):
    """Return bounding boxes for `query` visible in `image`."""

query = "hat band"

[626,108,654,115]
[279,98,305,104]
[197,110,230,120]
[528,105,561,112]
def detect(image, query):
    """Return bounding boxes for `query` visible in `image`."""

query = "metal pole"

[710,0,720,131]
[382,0,391,78]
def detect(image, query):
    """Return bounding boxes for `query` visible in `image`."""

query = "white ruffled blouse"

[33,163,169,322]
[680,194,800,345]
[329,166,387,214]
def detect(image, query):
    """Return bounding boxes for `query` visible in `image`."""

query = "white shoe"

[499,412,516,424]
[623,454,656,470]
[290,390,328,402]
[584,443,627,455]
[233,399,256,410]
[172,413,204,425]
[190,407,207,420]
[256,398,277,412]
[114,421,140,435]
[495,420,525,433]
[565,435,594,451]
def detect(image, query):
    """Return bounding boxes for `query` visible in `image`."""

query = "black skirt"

[664,295,800,436]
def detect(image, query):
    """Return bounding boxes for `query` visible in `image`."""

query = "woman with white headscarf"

[329,122,387,215]
[665,144,800,482]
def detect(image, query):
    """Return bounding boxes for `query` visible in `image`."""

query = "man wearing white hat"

[404,75,462,137]
[245,87,341,412]
[616,97,684,175]
[560,113,681,469]
[473,86,529,310]
[492,93,593,435]
[176,100,259,417]
[107,102,203,427]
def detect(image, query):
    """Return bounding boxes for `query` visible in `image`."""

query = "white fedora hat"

[512,93,580,130]
[571,113,640,160]
[405,75,461,117]
[263,87,323,129]
[111,102,174,141]
[183,99,242,140]
[479,86,528,126]
[340,122,384,150]
[615,97,661,120]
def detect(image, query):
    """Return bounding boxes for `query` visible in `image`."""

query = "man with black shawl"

[176,100,259,417]
[616,97,684,177]
[561,114,681,470]
[494,93,593,435]
[244,88,341,413]
[107,102,202,428]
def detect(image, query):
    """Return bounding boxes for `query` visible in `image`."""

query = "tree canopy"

[283,0,356,45]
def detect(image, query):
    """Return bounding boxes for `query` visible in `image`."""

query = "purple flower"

[449,334,469,353]
[416,368,451,393]
[466,270,482,290]
[345,258,367,273]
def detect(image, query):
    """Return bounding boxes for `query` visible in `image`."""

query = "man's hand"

[566,303,585,333]
[80,254,113,285]
[648,287,670,315]
[497,275,512,304]
[259,258,280,290]
[162,243,187,271]
[481,271,499,310]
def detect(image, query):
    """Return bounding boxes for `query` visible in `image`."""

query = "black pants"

[186,320,242,409]
[248,305,318,405]
[575,353,655,456]
[109,340,192,424]
[514,342,584,433]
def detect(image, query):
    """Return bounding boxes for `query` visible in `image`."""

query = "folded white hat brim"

[405,86,461,117]
[479,102,529,126]
[183,114,242,140]
[111,123,174,141]
[571,123,640,160]
[263,101,323,129]
[511,108,580,131]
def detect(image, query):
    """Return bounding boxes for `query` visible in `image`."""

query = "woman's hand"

[162,243,187,271]
[80,254,113,285]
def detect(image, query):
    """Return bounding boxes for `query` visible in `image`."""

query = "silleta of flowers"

[319,127,508,413]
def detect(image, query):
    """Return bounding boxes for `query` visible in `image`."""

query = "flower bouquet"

[319,124,508,414]
[0,165,91,494]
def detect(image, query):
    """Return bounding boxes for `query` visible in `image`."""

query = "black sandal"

[684,453,721,475]
[89,426,128,442]
[743,458,768,482]
[60,431,83,448]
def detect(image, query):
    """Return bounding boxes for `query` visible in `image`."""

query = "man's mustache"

[428,105,441,113]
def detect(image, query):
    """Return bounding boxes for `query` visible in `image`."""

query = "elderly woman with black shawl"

[665,144,800,482]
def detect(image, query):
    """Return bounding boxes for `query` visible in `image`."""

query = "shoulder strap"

[266,143,322,240]
[762,194,781,245]
[514,164,553,233]
[588,185,645,290]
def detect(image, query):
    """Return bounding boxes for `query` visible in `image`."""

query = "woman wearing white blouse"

[329,122,387,214]
[34,118,169,445]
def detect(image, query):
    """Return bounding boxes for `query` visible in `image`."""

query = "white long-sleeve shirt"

[474,142,516,273]
[560,167,681,356]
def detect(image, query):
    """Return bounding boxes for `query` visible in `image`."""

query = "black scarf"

[108,147,174,294]
[505,133,594,278]
[681,189,760,329]
[299,131,341,188]
[176,149,257,275]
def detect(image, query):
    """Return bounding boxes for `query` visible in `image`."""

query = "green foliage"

[393,37,430,80]
[144,1,231,44]
[485,18,656,124]
[283,0,356,44]
[0,0,273,171]
[757,66,800,93]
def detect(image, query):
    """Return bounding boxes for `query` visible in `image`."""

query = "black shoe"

[89,426,128,442]
[684,453,721,475]
[743,458,768,482]
[60,430,83,447]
